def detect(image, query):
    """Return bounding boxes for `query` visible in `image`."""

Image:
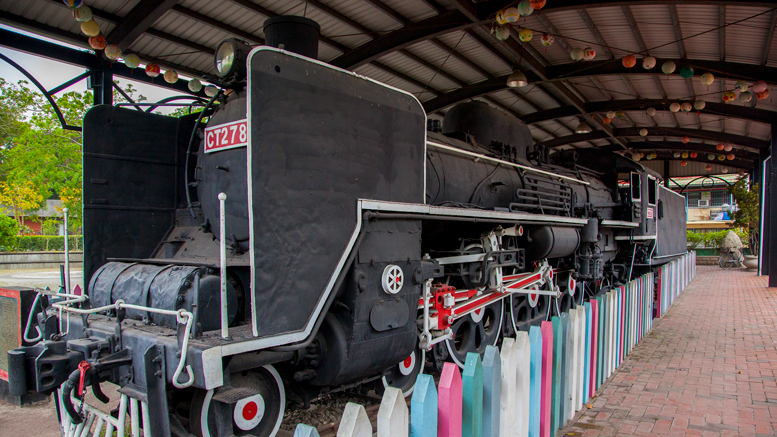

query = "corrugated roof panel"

[522,15,576,66]
[748,122,771,140]
[324,0,403,34]
[375,50,460,93]
[725,6,773,65]
[354,63,425,96]
[675,5,720,61]
[433,31,503,79]
[379,0,439,23]
[585,6,641,58]
[629,5,681,59]
[175,1,265,40]
[541,10,603,63]
[404,38,484,84]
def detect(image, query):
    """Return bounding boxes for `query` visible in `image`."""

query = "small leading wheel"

[381,344,426,397]
[190,365,285,437]
[445,300,503,367]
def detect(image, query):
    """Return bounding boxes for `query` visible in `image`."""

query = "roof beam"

[521,98,777,126]
[106,0,179,50]
[719,5,726,61]
[538,128,770,149]
[762,10,777,65]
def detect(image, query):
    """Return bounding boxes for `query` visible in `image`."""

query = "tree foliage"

[727,178,760,254]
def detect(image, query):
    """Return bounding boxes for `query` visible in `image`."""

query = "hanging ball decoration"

[662,61,676,75]
[716,143,725,150]
[673,152,681,158]
[757,90,770,100]
[632,152,642,161]
[517,0,534,16]
[123,53,140,69]
[670,102,681,112]
[622,55,637,68]
[88,35,107,50]
[682,136,690,144]
[602,117,612,124]
[104,44,122,61]
[73,5,92,22]
[739,91,752,103]
[606,110,616,119]
[646,107,657,117]
[494,25,511,41]
[81,19,100,37]
[541,33,555,47]
[63,0,84,7]
[639,128,648,137]
[495,9,509,25]
[518,28,533,42]
[706,165,712,171]
[753,80,768,93]
[163,70,178,84]
[615,111,625,118]
[707,154,716,161]
[583,47,596,60]
[680,66,694,79]
[723,91,736,103]
[727,154,735,161]
[681,102,692,112]
[646,153,654,160]
[722,168,729,173]
[734,80,748,92]
[681,160,688,167]
[145,64,161,78]
[642,56,656,70]
[682,152,689,158]
[724,145,732,152]
[718,155,726,161]
[188,78,203,93]
[571,48,585,62]
[694,100,706,111]
[530,0,546,9]
[504,6,521,22]
[649,152,658,160]
[204,85,219,98]
[690,152,697,158]
[700,72,714,86]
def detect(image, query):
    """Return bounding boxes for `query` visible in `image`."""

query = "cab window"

[630,173,641,201]
[648,177,657,205]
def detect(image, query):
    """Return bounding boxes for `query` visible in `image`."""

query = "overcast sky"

[0,24,191,114]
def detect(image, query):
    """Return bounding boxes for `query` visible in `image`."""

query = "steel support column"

[89,67,113,106]
[663,160,670,187]
[768,124,777,285]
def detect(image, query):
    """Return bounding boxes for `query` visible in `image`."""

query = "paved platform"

[562,266,777,437]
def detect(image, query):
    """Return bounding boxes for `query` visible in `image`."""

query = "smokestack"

[263,16,320,59]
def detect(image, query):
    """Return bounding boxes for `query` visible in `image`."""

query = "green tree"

[728,178,760,255]
[0,214,19,249]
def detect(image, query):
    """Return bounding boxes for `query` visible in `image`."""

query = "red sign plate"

[204,119,248,153]
[647,207,654,219]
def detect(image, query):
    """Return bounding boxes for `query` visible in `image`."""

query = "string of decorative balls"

[63,0,217,96]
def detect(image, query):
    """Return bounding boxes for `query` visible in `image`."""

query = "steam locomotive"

[7,16,686,437]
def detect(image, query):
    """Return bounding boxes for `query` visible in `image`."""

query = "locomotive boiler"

[6,15,687,437]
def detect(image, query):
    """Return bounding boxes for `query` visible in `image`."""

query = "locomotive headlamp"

[214,38,251,81]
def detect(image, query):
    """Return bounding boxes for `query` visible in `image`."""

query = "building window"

[710,190,729,207]
[686,192,700,207]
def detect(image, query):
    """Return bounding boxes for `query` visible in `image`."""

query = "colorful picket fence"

[295,262,696,437]
[655,252,696,318]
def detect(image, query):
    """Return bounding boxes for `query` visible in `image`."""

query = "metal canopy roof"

[1,0,775,173]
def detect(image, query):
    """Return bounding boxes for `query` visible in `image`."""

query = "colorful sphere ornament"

[682,152,689,158]
[682,136,690,144]
[739,91,752,103]
[606,110,616,119]
[642,56,656,70]
[88,35,107,50]
[724,145,732,152]
[615,111,625,118]
[734,80,748,92]
[517,0,534,16]
[530,0,546,9]
[690,152,697,158]
[518,28,533,42]
[706,165,712,171]
[63,0,84,7]
[541,33,554,47]
[571,48,585,62]
[73,5,92,22]
[673,152,681,158]
[681,160,688,167]
[722,168,729,173]
[632,152,642,161]
[188,78,203,93]
[753,80,768,93]
[495,9,509,25]
[602,117,612,124]
[123,53,140,69]
[494,25,510,41]
[757,90,770,100]
[661,61,676,75]
[694,100,706,111]
[583,47,596,60]
[104,44,122,61]
[716,144,725,151]
[163,70,178,84]
[681,102,692,112]
[723,91,736,103]
[649,152,657,160]
[727,154,735,160]
[646,107,657,117]
[81,19,100,37]
[646,153,653,160]
[504,7,521,22]
[622,55,637,68]
[669,102,681,112]
[708,154,715,161]
[145,64,161,78]
[718,155,726,161]
[700,72,714,86]
[680,66,694,79]
[639,128,648,136]
[204,85,219,98]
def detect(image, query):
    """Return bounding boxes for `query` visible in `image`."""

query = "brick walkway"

[562,265,777,437]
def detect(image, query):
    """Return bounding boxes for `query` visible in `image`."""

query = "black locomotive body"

[7,17,687,437]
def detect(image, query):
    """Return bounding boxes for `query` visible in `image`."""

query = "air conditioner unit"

[698,200,709,207]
